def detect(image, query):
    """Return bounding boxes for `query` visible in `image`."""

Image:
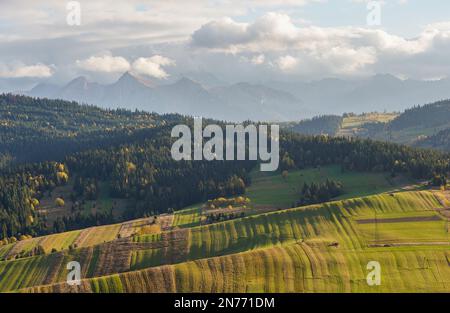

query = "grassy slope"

[39,230,82,253]
[131,191,444,268]
[341,113,398,128]
[336,113,398,137]
[2,191,448,293]
[26,242,450,293]
[0,244,13,259]
[25,188,450,292]
[358,220,449,244]
[335,113,450,145]
[246,165,411,208]
[74,224,122,247]
[38,180,131,225]
[172,204,203,228]
[0,222,123,264]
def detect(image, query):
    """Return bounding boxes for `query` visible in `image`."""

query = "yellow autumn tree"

[56,171,69,183]
[55,197,65,207]
[26,215,34,225]
[126,161,137,173]
[30,198,39,209]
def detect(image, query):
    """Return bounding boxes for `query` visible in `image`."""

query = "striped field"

[24,243,450,293]
[1,190,449,293]
[172,205,202,228]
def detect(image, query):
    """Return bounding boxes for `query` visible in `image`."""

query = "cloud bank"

[0,63,53,78]
[1,0,450,85]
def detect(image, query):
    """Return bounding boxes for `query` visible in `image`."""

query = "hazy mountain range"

[20,72,450,122]
[269,74,450,115]
[24,72,306,122]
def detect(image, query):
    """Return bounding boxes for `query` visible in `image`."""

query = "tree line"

[296,179,344,206]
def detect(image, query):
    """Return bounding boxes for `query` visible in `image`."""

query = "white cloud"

[0,0,319,47]
[314,46,377,74]
[190,12,450,77]
[191,12,430,55]
[275,55,298,72]
[1,1,449,83]
[131,55,175,79]
[0,63,53,78]
[191,12,301,50]
[76,54,130,73]
[75,53,175,79]
[191,17,249,49]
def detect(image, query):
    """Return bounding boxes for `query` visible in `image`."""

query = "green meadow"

[1,190,448,293]
[358,220,449,244]
[27,240,450,293]
[172,204,203,228]
[130,191,445,269]
[245,165,412,208]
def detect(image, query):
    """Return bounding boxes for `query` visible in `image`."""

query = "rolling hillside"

[0,189,448,293]
[285,99,450,148]
[246,165,414,208]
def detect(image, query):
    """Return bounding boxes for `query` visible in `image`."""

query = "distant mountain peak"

[173,77,204,89]
[118,71,136,81]
[63,76,92,90]
[116,71,154,88]
[68,76,88,84]
[371,73,402,82]
[28,82,60,98]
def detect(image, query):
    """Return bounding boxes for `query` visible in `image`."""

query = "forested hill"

[388,99,450,131]
[0,93,183,164]
[2,126,450,242]
[281,115,343,136]
[283,99,450,147]
[0,123,254,242]
[416,128,450,151]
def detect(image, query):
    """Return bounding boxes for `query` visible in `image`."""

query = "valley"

[0,94,450,294]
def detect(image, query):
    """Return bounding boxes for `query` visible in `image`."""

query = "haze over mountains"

[270,74,450,115]
[25,72,306,122]
[23,72,450,122]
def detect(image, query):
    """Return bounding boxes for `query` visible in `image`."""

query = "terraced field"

[74,224,122,247]
[40,230,83,253]
[172,205,203,228]
[0,217,165,264]
[130,191,445,269]
[0,244,12,260]
[24,243,450,293]
[1,190,448,293]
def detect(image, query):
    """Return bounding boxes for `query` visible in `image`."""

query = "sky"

[0,0,450,90]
